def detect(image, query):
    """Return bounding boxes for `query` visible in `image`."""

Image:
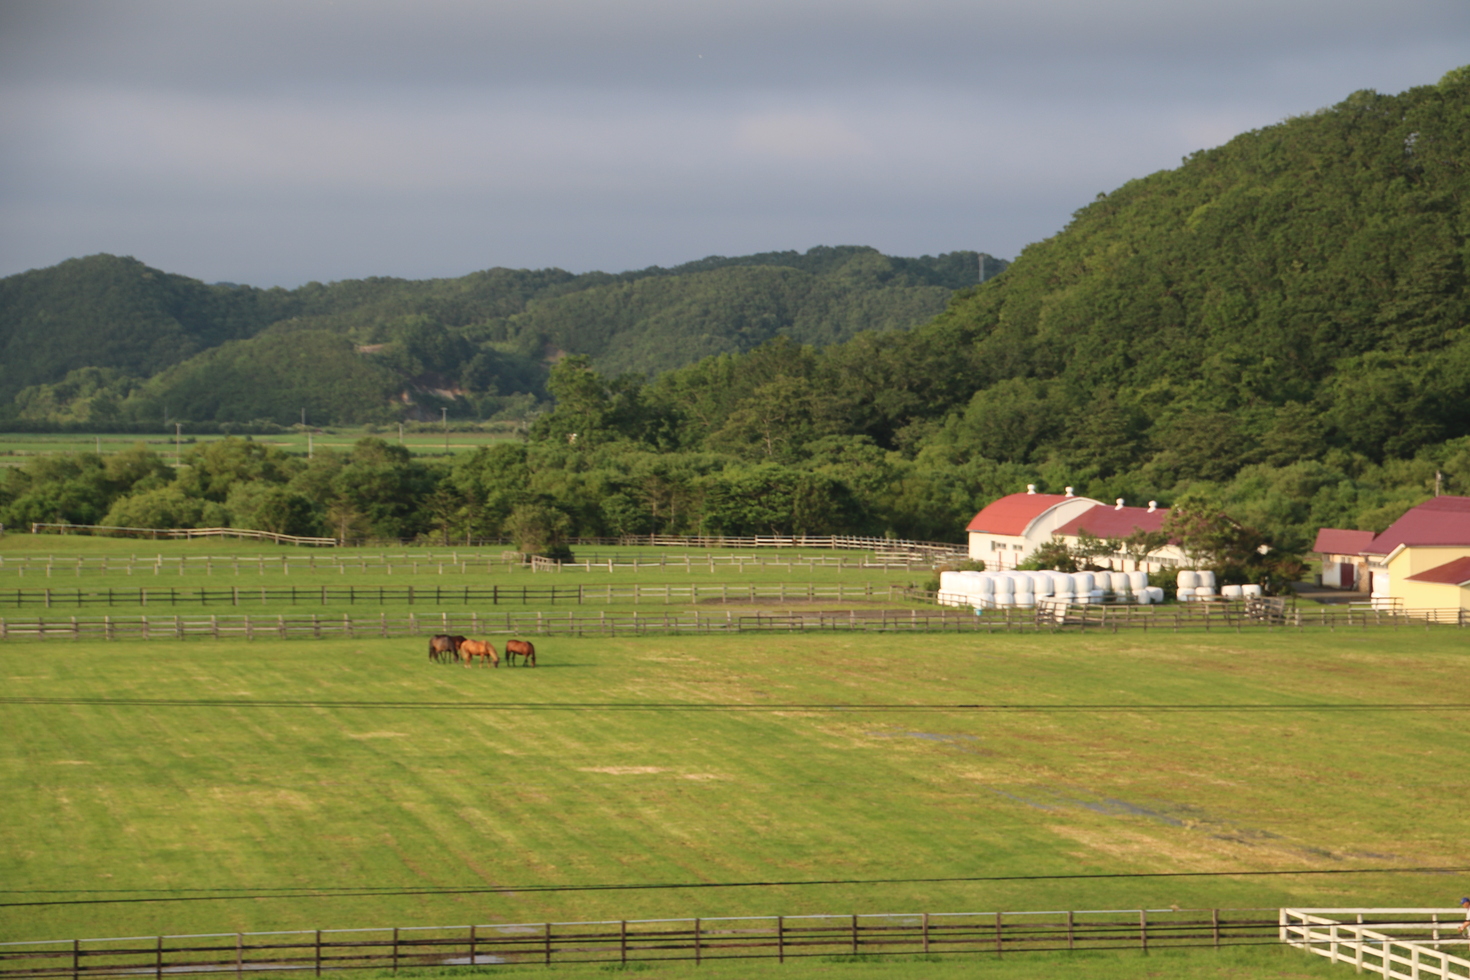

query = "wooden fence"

[29,524,337,547]
[0,607,988,641]
[0,598,1463,642]
[0,581,909,610]
[0,551,931,579]
[25,525,968,559]
[1282,908,1470,979]
[0,908,1281,978]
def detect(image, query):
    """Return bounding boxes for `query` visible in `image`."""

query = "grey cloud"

[1,0,1467,286]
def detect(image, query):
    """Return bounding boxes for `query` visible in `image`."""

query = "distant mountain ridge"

[0,246,1002,425]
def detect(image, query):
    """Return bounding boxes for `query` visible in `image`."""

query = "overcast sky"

[1,0,1466,287]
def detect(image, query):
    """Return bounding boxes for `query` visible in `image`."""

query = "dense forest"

[4,68,1469,576]
[0,246,993,426]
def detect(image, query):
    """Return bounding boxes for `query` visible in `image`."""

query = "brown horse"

[505,639,536,667]
[458,639,499,668]
[428,634,465,663]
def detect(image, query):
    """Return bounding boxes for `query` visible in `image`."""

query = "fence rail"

[0,551,932,579]
[1282,908,1470,979]
[0,581,912,610]
[29,524,337,547]
[0,908,1280,978]
[0,607,991,641]
[25,524,969,558]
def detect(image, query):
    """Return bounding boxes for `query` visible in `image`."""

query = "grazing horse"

[458,639,499,668]
[505,639,536,667]
[428,634,466,663]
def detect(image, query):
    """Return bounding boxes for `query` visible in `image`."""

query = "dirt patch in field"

[579,766,667,775]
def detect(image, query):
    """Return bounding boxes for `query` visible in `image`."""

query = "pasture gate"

[0,908,1282,978]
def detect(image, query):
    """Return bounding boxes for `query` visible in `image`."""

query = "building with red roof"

[1313,496,1470,608]
[965,486,1100,568]
[1311,528,1376,590]
[1050,499,1186,571]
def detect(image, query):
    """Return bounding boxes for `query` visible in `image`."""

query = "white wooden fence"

[1282,909,1470,978]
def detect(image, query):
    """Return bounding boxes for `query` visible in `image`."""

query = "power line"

[3,867,1466,909]
[3,697,1469,713]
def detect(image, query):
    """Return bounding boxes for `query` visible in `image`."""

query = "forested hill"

[0,246,998,425]
[524,66,1470,545]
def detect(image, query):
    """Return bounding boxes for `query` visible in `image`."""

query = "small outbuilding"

[1311,528,1376,590]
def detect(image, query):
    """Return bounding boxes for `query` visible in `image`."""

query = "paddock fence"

[26,524,969,560]
[0,606,990,641]
[0,908,1281,978]
[1282,908,1470,979]
[0,550,935,579]
[29,525,337,547]
[0,597,1463,642]
[0,581,912,611]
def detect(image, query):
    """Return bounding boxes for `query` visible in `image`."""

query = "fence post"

[155,936,163,980]
[392,927,399,974]
[621,920,628,964]
[694,918,701,965]
[922,913,929,955]
[852,914,859,955]
[468,925,476,966]
[1139,910,1147,953]
[1212,909,1220,947]
[236,933,243,980]
[544,923,552,965]
[73,938,80,980]
[995,912,1003,957]
[315,931,322,977]
[777,916,784,963]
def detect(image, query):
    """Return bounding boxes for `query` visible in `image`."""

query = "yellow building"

[1353,496,1470,609]
[1399,556,1470,610]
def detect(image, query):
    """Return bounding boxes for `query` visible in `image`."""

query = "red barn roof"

[1312,528,1376,556]
[966,493,1081,535]
[1054,504,1169,539]
[1405,556,1470,587]
[1365,496,1470,555]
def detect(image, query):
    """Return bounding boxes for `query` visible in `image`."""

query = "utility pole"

[174,422,181,467]
[442,408,448,452]
[398,422,403,444]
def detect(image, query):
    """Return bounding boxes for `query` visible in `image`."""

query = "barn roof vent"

[1026,484,1037,495]
[1148,500,1158,513]
[1064,486,1074,497]
[1115,498,1125,510]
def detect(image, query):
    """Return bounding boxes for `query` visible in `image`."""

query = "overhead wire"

[4,866,1468,909]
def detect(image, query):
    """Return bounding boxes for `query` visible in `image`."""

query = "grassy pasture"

[0,427,521,468]
[0,541,929,618]
[3,628,1467,959]
[365,945,1343,979]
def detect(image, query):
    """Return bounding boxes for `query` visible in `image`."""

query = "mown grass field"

[0,539,931,618]
[3,625,1467,968]
[0,427,521,468]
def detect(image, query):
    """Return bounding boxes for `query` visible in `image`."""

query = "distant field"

[2,628,1466,952]
[0,540,930,618]
[0,426,523,466]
